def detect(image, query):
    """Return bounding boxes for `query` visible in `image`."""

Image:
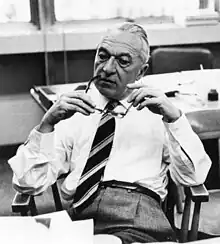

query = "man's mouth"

[100,78,116,85]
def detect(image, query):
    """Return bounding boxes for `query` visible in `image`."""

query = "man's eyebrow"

[98,47,132,58]
[98,47,109,53]
[118,52,132,58]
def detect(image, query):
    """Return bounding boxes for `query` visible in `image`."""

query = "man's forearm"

[8,128,60,194]
[164,114,212,185]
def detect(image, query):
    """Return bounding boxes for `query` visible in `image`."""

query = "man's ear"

[136,63,149,81]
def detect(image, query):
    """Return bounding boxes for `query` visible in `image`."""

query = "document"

[0,211,94,244]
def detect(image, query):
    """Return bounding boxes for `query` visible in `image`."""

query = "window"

[54,0,218,23]
[0,0,30,23]
[0,0,219,55]
[54,0,179,22]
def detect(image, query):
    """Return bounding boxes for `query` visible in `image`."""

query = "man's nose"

[103,56,116,74]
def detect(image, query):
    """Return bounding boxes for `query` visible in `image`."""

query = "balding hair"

[116,22,150,63]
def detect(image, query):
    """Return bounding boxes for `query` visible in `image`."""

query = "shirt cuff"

[163,113,195,143]
[28,127,55,159]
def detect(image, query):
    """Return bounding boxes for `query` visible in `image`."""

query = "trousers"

[67,181,177,244]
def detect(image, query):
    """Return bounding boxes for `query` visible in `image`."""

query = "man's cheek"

[94,62,104,73]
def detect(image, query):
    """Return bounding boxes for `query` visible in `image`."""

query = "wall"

[0,50,96,146]
[0,43,220,146]
[0,53,45,146]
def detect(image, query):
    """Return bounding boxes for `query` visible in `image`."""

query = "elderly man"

[9,23,211,244]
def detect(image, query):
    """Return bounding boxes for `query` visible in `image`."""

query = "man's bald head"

[100,22,150,64]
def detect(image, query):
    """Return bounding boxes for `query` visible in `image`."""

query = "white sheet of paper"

[0,211,94,244]
[0,216,49,244]
[49,217,94,244]
[37,211,94,244]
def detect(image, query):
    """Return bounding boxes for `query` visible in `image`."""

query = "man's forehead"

[99,31,143,53]
[98,30,148,62]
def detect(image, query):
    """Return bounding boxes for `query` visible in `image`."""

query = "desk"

[31,70,220,110]
[30,82,87,112]
[31,69,220,139]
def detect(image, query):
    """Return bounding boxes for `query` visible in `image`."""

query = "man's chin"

[96,85,118,100]
[95,83,129,100]
[99,89,117,100]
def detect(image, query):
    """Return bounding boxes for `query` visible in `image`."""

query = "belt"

[99,180,161,205]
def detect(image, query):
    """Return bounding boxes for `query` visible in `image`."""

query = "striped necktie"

[72,100,118,211]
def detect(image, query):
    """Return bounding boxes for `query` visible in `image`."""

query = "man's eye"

[98,52,109,61]
[117,57,130,67]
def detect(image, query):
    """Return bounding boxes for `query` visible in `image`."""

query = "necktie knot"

[105,100,119,111]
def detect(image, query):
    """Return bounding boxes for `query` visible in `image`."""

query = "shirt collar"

[120,97,131,110]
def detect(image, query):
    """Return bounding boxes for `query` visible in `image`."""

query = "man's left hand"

[127,83,181,123]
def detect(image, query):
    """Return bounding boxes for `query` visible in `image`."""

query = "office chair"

[11,170,208,243]
[151,47,214,74]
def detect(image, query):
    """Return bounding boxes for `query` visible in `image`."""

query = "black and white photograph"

[1,1,220,243]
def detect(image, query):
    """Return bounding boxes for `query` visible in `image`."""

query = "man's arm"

[127,82,211,185]
[162,114,211,186]
[8,90,96,195]
[8,122,71,195]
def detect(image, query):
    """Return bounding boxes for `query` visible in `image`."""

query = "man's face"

[93,31,148,100]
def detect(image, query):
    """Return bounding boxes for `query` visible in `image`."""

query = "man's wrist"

[37,121,55,133]
[162,109,182,123]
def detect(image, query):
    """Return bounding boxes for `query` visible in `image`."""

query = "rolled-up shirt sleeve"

[8,123,71,195]
[163,113,212,186]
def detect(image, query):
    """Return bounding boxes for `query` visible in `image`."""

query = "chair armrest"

[185,184,209,202]
[180,184,209,242]
[11,173,68,216]
[12,192,37,216]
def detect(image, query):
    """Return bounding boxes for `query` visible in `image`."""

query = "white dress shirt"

[8,85,211,201]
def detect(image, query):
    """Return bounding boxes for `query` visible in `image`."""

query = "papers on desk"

[0,211,94,244]
[141,69,220,113]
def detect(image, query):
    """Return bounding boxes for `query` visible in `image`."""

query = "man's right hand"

[38,91,96,133]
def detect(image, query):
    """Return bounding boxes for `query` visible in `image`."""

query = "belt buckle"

[127,185,137,191]
[119,184,136,191]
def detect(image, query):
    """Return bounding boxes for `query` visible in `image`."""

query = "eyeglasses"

[85,75,133,118]
[92,104,133,118]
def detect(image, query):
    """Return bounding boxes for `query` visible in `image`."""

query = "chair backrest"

[186,110,220,141]
[151,47,214,74]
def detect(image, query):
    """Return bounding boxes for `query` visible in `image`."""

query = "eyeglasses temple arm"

[85,75,101,93]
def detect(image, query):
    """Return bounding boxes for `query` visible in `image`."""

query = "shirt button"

[127,189,132,193]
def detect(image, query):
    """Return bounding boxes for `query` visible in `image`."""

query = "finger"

[64,103,91,117]
[131,88,151,107]
[128,87,163,105]
[127,82,146,89]
[127,89,139,103]
[53,105,89,122]
[61,92,96,108]
[64,97,95,114]
[136,97,159,110]
[69,105,91,116]
[76,92,96,108]
[128,88,152,107]
[133,88,162,107]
